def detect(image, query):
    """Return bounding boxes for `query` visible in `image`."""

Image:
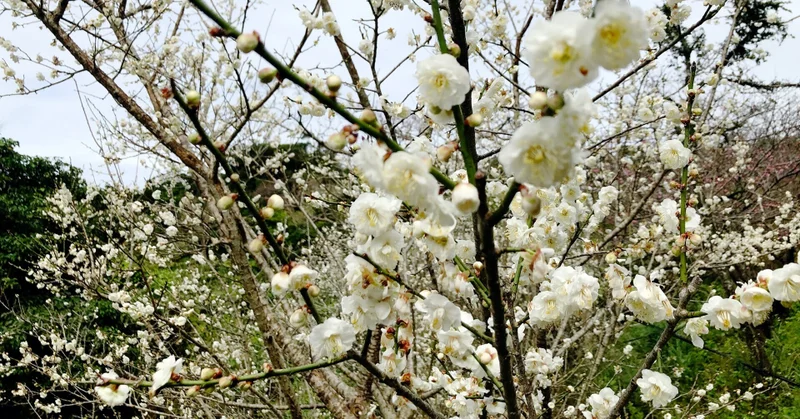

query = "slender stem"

[429,0,477,182]
[680,64,697,285]
[487,181,521,226]
[93,354,351,388]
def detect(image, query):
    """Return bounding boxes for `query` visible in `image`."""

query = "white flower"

[152,355,183,392]
[366,230,404,270]
[417,293,461,331]
[768,263,800,302]
[308,318,356,359]
[382,152,438,209]
[289,265,318,290]
[659,139,692,170]
[646,8,668,42]
[625,276,673,323]
[523,11,597,91]
[591,0,648,70]
[683,318,709,349]
[637,369,678,408]
[451,183,480,215]
[587,387,619,419]
[415,54,471,109]
[740,286,773,312]
[605,263,631,299]
[95,371,129,406]
[498,118,579,188]
[271,272,292,296]
[701,296,744,331]
[352,142,388,189]
[663,101,682,123]
[528,291,561,325]
[348,193,401,236]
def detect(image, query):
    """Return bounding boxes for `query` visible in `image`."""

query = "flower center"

[599,23,623,46]
[550,43,575,64]
[366,208,380,226]
[433,73,449,91]
[525,145,547,164]
[717,310,732,328]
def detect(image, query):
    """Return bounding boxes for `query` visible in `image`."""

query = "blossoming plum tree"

[1,0,799,418]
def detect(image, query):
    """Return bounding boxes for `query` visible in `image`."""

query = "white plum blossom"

[768,263,800,302]
[637,369,678,408]
[702,296,745,331]
[523,11,598,91]
[309,318,356,359]
[382,151,438,209]
[95,371,129,406]
[683,318,709,349]
[417,292,461,331]
[659,139,692,170]
[152,355,183,392]
[415,54,471,109]
[348,193,401,236]
[498,118,580,187]
[585,387,619,419]
[591,0,648,70]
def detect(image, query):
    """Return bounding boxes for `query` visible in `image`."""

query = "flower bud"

[689,233,702,246]
[437,142,457,162]
[451,183,480,214]
[307,284,320,297]
[258,67,278,83]
[547,93,564,111]
[185,90,201,109]
[236,32,259,53]
[260,206,275,219]
[447,43,461,58]
[521,193,542,217]
[214,140,226,152]
[218,375,234,389]
[465,113,483,127]
[186,385,200,397]
[216,194,236,211]
[326,74,342,92]
[605,252,617,264]
[528,91,548,110]
[473,261,483,272]
[188,133,201,144]
[267,194,285,210]
[248,236,264,254]
[200,368,216,381]
[290,308,309,327]
[326,132,347,151]
[479,352,493,365]
[230,173,240,182]
[361,108,377,125]
[237,381,252,390]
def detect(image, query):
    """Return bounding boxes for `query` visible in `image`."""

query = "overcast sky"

[1,0,798,185]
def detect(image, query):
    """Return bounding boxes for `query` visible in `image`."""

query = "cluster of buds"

[326,124,360,151]
[259,194,285,219]
[528,91,563,117]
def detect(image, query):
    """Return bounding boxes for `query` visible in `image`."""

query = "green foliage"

[0,138,85,292]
